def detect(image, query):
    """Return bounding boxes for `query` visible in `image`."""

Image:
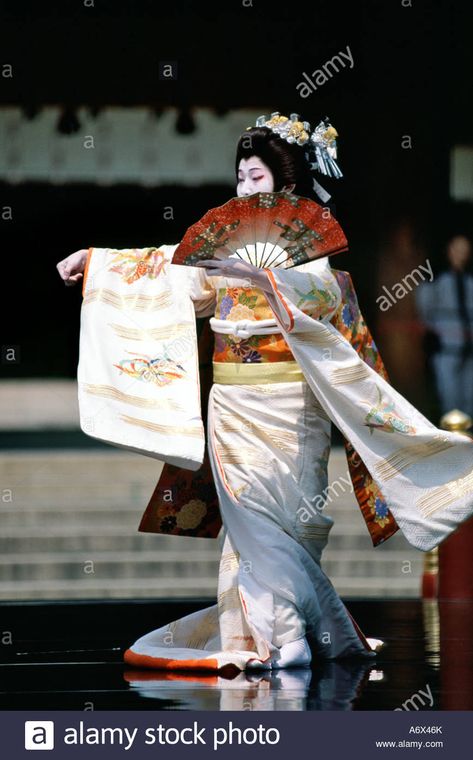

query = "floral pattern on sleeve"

[293,275,340,320]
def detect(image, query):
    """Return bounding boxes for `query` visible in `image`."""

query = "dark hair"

[235,126,318,201]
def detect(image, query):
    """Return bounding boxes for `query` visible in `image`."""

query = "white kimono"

[78,245,473,673]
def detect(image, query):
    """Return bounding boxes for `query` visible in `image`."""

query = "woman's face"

[236,156,275,196]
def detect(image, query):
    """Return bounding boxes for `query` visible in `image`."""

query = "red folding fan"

[171,191,348,269]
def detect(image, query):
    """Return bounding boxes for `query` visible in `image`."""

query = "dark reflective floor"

[1,599,472,710]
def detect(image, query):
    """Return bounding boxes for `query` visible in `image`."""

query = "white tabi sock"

[271,636,312,669]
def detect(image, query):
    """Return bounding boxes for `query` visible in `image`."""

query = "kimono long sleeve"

[77,245,209,470]
[260,259,473,552]
[171,262,217,318]
[262,257,342,332]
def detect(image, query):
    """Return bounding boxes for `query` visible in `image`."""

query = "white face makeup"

[236,156,275,197]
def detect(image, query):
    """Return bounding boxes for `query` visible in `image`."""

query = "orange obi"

[212,285,295,363]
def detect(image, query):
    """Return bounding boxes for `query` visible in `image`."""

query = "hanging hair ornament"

[307,118,343,179]
[251,111,343,203]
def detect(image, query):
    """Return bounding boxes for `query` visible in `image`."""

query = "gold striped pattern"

[330,361,372,385]
[81,383,182,411]
[108,321,194,342]
[218,587,241,614]
[120,413,203,438]
[374,435,455,481]
[83,287,172,311]
[261,427,299,453]
[185,610,219,650]
[216,444,269,468]
[213,360,305,385]
[218,413,249,434]
[229,383,279,395]
[292,329,341,347]
[219,551,240,574]
[219,413,299,454]
[417,467,473,517]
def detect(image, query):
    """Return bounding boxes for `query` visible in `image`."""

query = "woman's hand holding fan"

[194,257,270,290]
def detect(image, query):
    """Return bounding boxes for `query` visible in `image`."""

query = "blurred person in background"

[416,235,473,419]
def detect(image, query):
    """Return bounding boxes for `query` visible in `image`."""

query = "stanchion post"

[437,409,473,600]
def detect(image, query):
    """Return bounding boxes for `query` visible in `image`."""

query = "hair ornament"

[255,112,311,146]
[252,111,343,202]
[308,118,342,179]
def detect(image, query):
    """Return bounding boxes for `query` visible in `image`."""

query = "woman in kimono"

[57,113,473,675]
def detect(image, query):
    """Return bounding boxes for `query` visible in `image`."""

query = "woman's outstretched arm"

[56,248,89,286]
[57,248,219,320]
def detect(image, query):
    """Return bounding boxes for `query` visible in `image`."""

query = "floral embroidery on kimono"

[293,276,340,317]
[113,351,187,386]
[108,247,167,284]
[363,387,417,436]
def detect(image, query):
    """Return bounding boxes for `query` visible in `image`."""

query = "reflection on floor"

[0,599,472,710]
